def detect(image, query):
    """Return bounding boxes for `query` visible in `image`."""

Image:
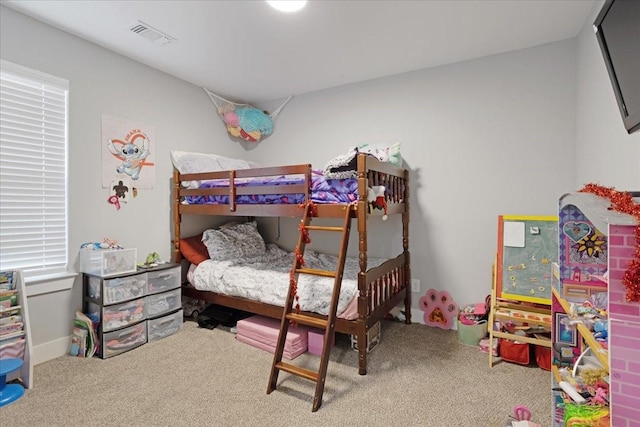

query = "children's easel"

[488,215,556,367]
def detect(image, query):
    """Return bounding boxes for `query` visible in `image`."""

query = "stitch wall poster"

[101,114,156,190]
[496,215,558,304]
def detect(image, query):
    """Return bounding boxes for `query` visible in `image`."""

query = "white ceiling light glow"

[267,1,307,13]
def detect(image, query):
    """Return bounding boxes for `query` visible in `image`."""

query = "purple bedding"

[184,171,359,205]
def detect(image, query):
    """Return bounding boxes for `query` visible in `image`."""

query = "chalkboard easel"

[488,215,557,367]
[496,215,558,305]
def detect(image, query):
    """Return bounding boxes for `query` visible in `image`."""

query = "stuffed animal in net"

[367,186,388,220]
[219,102,273,142]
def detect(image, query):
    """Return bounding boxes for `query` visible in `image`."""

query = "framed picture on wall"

[555,313,577,346]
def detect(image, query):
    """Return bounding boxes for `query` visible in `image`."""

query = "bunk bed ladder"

[267,203,353,412]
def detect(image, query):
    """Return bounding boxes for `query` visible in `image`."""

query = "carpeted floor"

[1,320,551,426]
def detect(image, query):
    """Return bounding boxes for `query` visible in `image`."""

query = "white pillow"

[170,150,256,188]
[170,150,253,174]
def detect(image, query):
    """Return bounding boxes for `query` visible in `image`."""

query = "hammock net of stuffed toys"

[205,88,293,143]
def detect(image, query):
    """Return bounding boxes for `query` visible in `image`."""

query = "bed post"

[403,168,411,324]
[356,154,369,375]
[172,169,182,263]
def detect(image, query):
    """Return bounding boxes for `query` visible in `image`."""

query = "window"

[0,60,69,279]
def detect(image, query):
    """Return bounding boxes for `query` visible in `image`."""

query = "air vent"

[128,20,176,46]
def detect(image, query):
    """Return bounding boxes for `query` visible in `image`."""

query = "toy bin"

[79,248,137,277]
[457,320,488,346]
[499,338,530,365]
[534,345,551,371]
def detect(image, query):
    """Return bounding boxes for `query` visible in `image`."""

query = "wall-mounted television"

[593,0,640,134]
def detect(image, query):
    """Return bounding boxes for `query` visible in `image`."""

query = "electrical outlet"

[411,278,420,293]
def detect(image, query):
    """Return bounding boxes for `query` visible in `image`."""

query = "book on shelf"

[0,337,26,359]
[0,289,18,309]
[0,270,26,350]
[0,305,21,317]
[0,269,32,388]
[0,269,25,353]
[0,314,22,327]
[0,271,15,290]
[0,329,25,341]
[0,321,24,336]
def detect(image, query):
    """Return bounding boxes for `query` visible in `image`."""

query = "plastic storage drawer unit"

[146,266,180,295]
[147,309,183,342]
[146,288,181,318]
[103,322,147,358]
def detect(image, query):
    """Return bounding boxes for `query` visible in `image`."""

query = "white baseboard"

[32,336,70,365]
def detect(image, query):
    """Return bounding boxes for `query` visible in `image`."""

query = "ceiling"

[2,0,598,103]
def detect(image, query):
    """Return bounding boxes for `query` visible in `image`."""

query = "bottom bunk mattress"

[190,243,386,320]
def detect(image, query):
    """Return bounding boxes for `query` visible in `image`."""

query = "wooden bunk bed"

[172,153,411,375]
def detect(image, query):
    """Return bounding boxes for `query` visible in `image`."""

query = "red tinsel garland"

[579,184,640,302]
[289,201,317,320]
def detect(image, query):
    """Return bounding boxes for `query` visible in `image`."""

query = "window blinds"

[0,60,69,278]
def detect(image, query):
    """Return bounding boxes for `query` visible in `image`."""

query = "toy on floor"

[182,297,207,320]
[419,289,457,329]
[513,405,531,421]
[503,404,542,427]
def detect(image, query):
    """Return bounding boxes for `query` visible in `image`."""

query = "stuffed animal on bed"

[358,142,402,167]
[367,186,388,220]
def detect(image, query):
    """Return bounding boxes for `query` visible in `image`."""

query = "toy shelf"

[552,190,640,426]
[488,270,552,367]
[552,286,609,371]
[0,270,33,389]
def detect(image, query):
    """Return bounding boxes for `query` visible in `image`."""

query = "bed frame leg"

[358,346,367,375]
[404,292,412,325]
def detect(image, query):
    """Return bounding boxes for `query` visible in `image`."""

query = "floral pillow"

[202,221,266,261]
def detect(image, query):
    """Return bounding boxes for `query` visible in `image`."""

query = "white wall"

[575,2,640,188]
[0,6,239,361]
[254,40,578,322]
[1,3,636,364]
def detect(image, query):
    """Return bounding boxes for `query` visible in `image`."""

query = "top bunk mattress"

[183,171,359,205]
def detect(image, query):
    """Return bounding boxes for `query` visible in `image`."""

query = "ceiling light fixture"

[267,1,307,13]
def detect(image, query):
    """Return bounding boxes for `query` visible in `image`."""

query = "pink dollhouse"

[554,192,640,426]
